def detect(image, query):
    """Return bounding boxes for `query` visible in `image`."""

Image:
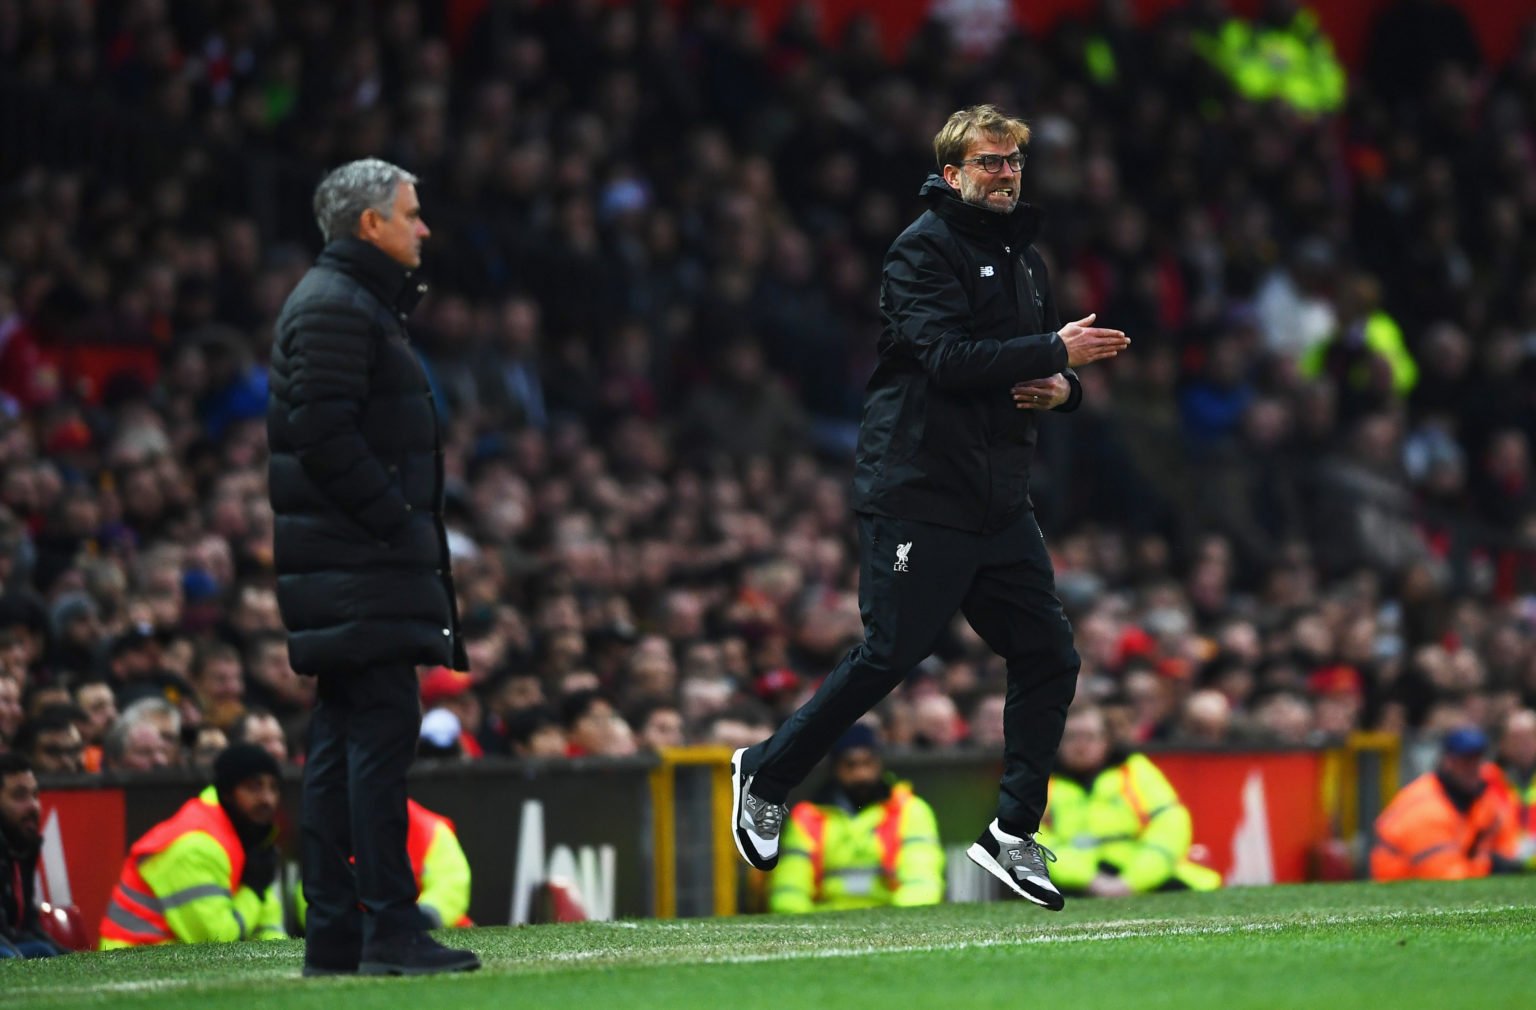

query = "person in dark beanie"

[0,753,66,958]
[267,158,478,977]
[768,724,944,913]
[730,106,1129,913]
[99,744,286,948]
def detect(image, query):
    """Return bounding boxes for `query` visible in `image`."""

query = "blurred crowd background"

[1,0,1535,784]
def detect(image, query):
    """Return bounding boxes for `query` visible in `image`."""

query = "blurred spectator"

[1175,689,1232,745]
[1038,706,1221,895]
[1371,727,1529,880]
[190,726,229,774]
[629,699,685,752]
[506,705,566,759]
[241,633,312,730]
[100,745,285,948]
[910,693,964,749]
[700,702,777,751]
[419,667,484,758]
[229,708,288,766]
[12,706,85,775]
[102,707,175,774]
[73,682,117,752]
[1499,709,1536,834]
[190,642,246,731]
[0,677,23,751]
[1249,691,1316,745]
[769,725,943,912]
[560,690,634,757]
[419,708,464,760]
[1193,0,1346,116]
[0,754,65,958]
[43,591,101,682]
[967,693,1008,749]
[120,698,183,765]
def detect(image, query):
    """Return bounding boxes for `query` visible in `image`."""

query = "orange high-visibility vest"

[790,786,911,899]
[99,793,244,947]
[1371,764,1520,881]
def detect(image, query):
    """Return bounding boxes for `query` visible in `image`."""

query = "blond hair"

[933,105,1031,169]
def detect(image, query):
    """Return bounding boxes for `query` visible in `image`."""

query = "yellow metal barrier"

[1325,731,1402,841]
[650,746,738,919]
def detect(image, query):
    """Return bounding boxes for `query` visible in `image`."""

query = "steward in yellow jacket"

[1038,706,1220,896]
[770,725,944,912]
[295,799,473,930]
[1193,2,1346,117]
[1499,709,1536,840]
[404,800,473,928]
[100,745,286,948]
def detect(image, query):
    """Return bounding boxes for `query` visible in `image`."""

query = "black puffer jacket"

[851,175,1081,533]
[267,238,465,676]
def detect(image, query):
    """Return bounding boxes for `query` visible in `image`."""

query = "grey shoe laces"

[1022,837,1057,872]
[746,791,785,836]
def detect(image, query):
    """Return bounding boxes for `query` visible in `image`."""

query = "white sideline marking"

[15,904,1525,998]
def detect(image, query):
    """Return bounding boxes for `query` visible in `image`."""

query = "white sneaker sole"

[965,842,1052,907]
[729,747,772,870]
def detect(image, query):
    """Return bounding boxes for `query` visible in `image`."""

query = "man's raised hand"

[1059,313,1129,368]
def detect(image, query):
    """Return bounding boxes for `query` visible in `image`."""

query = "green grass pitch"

[6,878,1534,1009]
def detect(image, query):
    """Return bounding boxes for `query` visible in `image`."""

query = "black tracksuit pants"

[301,664,424,965]
[746,509,1080,835]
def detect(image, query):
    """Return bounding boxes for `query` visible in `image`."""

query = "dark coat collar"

[919,173,1043,247]
[317,237,428,317]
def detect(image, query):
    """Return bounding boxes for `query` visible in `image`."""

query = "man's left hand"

[1012,374,1071,410]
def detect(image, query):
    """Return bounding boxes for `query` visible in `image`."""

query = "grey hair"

[120,696,180,730]
[312,158,418,243]
[102,697,181,767]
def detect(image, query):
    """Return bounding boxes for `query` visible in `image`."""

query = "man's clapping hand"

[1059,313,1129,367]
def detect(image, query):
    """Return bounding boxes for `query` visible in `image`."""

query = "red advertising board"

[1151,751,1329,884]
[36,789,126,950]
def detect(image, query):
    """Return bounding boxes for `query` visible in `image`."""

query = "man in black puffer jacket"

[268,158,478,977]
[730,106,1130,912]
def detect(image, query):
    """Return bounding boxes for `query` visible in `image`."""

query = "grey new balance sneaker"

[966,819,1065,911]
[730,747,787,871]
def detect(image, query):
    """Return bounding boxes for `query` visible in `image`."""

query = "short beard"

[958,172,1017,215]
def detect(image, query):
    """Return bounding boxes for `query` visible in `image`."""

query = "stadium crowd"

[0,0,1534,789]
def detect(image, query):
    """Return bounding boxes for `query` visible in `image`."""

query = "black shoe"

[965,819,1065,911]
[358,932,482,976]
[302,962,357,977]
[303,942,360,977]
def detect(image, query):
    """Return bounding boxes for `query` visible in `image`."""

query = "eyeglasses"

[960,153,1025,174]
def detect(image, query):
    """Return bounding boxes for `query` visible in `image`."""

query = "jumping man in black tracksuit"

[730,105,1130,910]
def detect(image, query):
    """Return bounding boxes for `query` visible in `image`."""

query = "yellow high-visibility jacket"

[1501,765,1534,838]
[1038,754,1221,893]
[1299,310,1418,396]
[770,782,945,913]
[406,800,472,928]
[1195,11,1346,117]
[100,786,285,949]
[294,799,472,929]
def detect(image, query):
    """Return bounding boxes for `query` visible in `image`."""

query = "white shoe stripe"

[965,843,1050,907]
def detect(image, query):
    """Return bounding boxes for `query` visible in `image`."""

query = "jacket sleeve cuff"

[1053,368,1083,413]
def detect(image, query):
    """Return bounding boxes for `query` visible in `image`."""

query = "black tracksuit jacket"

[851,175,1081,534]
